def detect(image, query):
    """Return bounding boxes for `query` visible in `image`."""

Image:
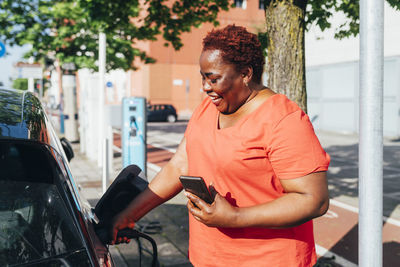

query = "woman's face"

[199,49,251,114]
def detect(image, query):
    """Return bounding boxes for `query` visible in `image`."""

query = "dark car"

[0,88,114,266]
[147,104,177,123]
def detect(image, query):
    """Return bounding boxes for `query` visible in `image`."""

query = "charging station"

[122,97,147,175]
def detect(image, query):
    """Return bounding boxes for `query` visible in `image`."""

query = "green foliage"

[306,0,400,39]
[306,0,358,39]
[257,31,269,57]
[12,78,28,90]
[265,0,399,40]
[0,0,230,72]
[2,0,398,74]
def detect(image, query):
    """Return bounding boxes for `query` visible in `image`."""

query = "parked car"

[147,104,177,123]
[0,88,114,266]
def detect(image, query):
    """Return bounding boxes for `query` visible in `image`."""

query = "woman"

[111,25,330,267]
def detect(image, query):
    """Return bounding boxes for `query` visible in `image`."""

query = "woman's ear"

[242,66,253,84]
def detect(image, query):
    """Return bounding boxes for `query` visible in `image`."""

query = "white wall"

[305,3,400,137]
[307,57,400,138]
[305,2,400,67]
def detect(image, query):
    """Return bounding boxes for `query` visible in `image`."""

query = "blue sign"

[0,42,5,58]
[106,81,113,87]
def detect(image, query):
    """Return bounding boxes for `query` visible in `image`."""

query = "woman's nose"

[202,80,212,92]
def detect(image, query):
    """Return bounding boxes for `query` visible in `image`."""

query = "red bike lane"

[314,200,400,266]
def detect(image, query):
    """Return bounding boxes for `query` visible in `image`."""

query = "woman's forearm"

[231,172,329,228]
[118,162,184,222]
[232,191,329,228]
[119,137,188,222]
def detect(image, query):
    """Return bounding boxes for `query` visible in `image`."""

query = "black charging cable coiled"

[135,221,162,266]
[96,223,161,267]
[117,228,159,267]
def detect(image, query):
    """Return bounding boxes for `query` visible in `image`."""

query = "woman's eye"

[210,79,217,84]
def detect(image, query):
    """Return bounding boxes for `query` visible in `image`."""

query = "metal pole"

[98,32,106,166]
[185,79,190,111]
[359,0,384,266]
[28,78,34,93]
[102,138,109,193]
[40,79,43,100]
[107,125,114,176]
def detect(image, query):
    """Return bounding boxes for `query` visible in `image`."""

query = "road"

[125,121,400,266]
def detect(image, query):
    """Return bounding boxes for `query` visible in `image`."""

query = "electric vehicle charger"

[94,164,160,267]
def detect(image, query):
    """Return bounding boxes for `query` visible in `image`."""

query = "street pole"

[98,32,106,167]
[28,78,34,93]
[359,0,384,266]
[28,57,34,93]
[185,79,190,111]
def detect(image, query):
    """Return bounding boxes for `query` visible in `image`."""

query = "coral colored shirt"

[184,94,330,267]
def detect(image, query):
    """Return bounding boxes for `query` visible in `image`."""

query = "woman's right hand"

[110,211,135,245]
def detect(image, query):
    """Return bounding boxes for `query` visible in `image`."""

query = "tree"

[3,1,399,112]
[12,78,28,90]
[0,0,230,72]
[263,0,400,112]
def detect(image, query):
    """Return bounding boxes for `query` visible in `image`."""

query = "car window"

[0,141,55,184]
[0,142,88,266]
[0,181,86,266]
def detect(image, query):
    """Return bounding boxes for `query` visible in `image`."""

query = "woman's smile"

[207,93,222,105]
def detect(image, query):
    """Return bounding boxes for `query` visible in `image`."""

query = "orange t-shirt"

[184,94,330,267]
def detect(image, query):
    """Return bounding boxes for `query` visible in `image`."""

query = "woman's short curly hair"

[202,24,265,83]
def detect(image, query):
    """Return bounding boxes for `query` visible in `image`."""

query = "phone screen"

[179,175,214,204]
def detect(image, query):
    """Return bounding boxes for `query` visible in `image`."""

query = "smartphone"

[179,175,214,204]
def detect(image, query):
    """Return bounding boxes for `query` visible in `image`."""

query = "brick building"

[128,1,266,117]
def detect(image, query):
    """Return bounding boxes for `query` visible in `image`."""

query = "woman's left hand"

[184,186,239,228]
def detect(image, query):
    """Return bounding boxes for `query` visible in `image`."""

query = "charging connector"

[93,164,159,267]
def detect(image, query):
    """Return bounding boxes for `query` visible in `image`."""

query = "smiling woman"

[198,25,272,130]
[111,25,330,267]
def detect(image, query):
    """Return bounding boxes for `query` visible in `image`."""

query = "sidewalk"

[68,143,192,267]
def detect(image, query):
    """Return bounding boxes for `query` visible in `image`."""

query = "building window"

[259,0,265,10]
[234,0,247,9]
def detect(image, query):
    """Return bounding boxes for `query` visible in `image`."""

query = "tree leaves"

[306,0,398,40]
[2,0,396,72]
[0,0,230,72]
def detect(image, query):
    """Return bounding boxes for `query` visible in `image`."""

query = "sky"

[0,44,31,88]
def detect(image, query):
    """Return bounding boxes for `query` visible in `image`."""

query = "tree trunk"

[265,0,307,113]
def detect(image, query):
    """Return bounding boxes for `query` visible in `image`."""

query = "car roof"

[0,88,64,155]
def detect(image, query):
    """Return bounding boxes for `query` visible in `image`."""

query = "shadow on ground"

[319,143,400,266]
[325,144,400,218]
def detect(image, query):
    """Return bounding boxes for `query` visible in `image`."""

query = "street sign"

[14,62,42,79]
[106,81,113,87]
[0,42,5,58]
[62,62,76,71]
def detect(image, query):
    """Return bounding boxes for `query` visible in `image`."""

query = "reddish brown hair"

[202,24,265,83]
